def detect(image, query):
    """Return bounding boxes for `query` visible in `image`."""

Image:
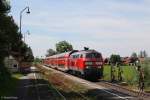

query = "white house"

[4,55,19,73]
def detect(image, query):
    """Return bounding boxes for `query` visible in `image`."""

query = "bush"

[0,61,11,84]
[141,58,150,87]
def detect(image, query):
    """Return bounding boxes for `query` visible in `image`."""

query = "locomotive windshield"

[86,53,101,58]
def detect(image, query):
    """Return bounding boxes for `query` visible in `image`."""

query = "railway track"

[35,64,150,100]
[32,68,66,100]
[37,65,89,100]
[96,80,150,100]
[48,79,67,100]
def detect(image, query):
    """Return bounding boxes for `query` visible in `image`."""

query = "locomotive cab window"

[72,54,80,58]
[86,53,101,58]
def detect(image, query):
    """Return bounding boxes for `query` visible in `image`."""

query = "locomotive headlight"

[86,66,91,69]
[85,62,93,65]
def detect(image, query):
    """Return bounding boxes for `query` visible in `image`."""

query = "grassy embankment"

[40,69,89,99]
[0,73,23,96]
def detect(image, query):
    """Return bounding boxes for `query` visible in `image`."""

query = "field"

[103,64,150,92]
[103,65,138,84]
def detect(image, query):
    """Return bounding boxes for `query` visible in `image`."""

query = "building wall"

[4,56,19,73]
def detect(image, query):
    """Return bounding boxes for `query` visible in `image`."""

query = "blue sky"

[10,0,150,57]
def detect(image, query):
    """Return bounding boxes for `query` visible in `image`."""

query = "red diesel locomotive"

[44,50,103,79]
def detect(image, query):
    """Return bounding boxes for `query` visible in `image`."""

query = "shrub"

[141,58,150,87]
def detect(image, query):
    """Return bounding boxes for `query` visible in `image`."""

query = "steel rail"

[36,65,134,100]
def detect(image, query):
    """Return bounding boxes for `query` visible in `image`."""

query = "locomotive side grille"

[85,61,93,65]
[85,61,103,66]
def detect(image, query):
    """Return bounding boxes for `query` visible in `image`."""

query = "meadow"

[103,65,138,85]
[103,63,150,92]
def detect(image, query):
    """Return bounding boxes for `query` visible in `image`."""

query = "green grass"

[102,64,150,92]
[103,65,111,80]
[0,73,23,96]
[12,72,24,79]
[103,65,138,85]
[122,66,138,85]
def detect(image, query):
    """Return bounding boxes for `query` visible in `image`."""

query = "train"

[43,50,103,80]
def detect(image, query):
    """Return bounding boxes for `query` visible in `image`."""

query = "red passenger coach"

[44,50,103,80]
[44,50,78,71]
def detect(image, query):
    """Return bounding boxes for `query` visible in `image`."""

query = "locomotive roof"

[72,50,101,55]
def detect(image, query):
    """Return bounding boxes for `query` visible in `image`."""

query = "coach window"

[74,55,76,58]
[76,54,79,58]
[73,55,75,58]
[75,55,76,58]
[77,54,80,58]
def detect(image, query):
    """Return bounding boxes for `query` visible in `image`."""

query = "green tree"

[0,0,12,83]
[141,59,150,87]
[131,52,137,58]
[46,48,56,57]
[139,50,148,58]
[34,57,42,64]
[56,41,73,53]
[0,0,34,83]
[109,54,121,65]
[23,46,34,62]
[109,54,122,82]
[143,50,148,58]
[0,0,10,14]
[0,0,34,62]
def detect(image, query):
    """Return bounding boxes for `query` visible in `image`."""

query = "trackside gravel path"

[14,67,65,100]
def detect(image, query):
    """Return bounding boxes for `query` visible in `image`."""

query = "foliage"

[131,52,138,58]
[103,65,138,85]
[0,0,34,84]
[109,54,121,65]
[0,0,12,83]
[103,65,111,80]
[22,46,34,62]
[0,15,33,62]
[46,48,56,57]
[0,60,11,82]
[0,0,10,14]
[122,66,138,85]
[56,41,73,53]
[141,58,150,87]
[34,57,42,64]
[139,50,148,58]
[0,0,34,60]
[0,73,22,96]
